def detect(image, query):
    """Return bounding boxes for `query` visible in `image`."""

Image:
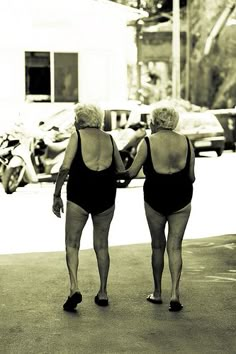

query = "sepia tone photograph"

[0,0,235,353]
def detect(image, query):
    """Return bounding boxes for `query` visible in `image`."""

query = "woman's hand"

[116,170,130,179]
[52,196,64,218]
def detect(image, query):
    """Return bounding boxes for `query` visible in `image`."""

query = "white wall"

[0,0,140,128]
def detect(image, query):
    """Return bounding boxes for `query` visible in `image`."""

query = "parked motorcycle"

[109,121,147,188]
[0,133,20,181]
[2,130,69,194]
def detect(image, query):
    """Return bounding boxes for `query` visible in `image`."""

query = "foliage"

[189,0,236,108]
[111,0,236,108]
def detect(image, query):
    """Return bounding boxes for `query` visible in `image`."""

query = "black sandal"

[63,292,82,311]
[94,294,109,307]
[169,301,183,312]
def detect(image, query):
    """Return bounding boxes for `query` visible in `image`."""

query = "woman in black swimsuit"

[52,103,125,311]
[118,106,195,311]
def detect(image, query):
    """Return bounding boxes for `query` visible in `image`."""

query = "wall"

[0,0,139,129]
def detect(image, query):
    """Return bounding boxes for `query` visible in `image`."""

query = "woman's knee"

[92,212,112,252]
[167,238,182,253]
[65,211,87,250]
[65,231,81,249]
[66,241,80,250]
[151,238,166,251]
[93,239,108,253]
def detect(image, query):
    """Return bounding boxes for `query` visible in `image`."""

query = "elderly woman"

[52,103,125,311]
[118,106,195,311]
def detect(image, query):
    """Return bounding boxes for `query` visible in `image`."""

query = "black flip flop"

[94,294,109,307]
[63,292,82,311]
[146,294,163,304]
[169,301,183,312]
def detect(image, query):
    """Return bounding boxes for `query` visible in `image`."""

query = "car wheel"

[216,148,223,157]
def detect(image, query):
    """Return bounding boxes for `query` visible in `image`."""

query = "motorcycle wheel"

[0,164,5,182]
[2,166,25,194]
[116,151,133,188]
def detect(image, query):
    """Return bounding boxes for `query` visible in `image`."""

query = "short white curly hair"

[74,103,104,129]
[151,106,179,130]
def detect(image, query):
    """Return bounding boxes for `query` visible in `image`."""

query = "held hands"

[52,195,64,218]
[116,170,130,179]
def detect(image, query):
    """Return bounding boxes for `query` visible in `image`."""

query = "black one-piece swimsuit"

[67,130,117,215]
[143,136,193,216]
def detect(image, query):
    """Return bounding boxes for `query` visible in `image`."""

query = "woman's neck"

[151,127,172,134]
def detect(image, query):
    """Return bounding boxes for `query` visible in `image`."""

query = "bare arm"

[112,137,126,172]
[52,131,78,217]
[116,139,147,179]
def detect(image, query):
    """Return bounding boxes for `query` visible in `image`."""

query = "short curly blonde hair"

[151,106,179,130]
[74,103,104,129]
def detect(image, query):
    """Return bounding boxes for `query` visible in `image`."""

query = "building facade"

[0,0,144,128]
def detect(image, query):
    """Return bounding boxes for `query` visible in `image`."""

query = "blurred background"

[0,0,235,128]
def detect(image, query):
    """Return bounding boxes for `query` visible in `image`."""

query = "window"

[25,51,78,102]
[25,52,51,102]
[54,53,78,102]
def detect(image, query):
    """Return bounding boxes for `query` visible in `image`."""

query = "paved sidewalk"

[0,235,235,354]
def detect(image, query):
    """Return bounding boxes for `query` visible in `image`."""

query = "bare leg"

[145,202,167,302]
[65,201,89,296]
[92,205,115,300]
[167,203,191,303]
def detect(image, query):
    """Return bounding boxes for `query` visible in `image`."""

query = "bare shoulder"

[102,131,118,146]
[70,130,78,139]
[101,130,113,139]
[174,131,188,144]
[67,130,78,145]
[150,131,186,143]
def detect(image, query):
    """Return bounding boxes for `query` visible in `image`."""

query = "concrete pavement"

[0,234,235,354]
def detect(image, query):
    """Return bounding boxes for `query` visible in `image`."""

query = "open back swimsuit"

[143,136,193,216]
[67,130,116,215]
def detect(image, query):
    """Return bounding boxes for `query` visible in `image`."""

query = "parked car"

[208,108,236,151]
[176,111,225,156]
[127,104,225,157]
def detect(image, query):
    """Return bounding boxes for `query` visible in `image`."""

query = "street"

[1,151,236,255]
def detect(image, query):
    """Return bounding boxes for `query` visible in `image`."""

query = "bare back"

[149,130,188,174]
[79,128,113,171]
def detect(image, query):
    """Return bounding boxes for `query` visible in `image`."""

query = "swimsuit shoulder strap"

[185,136,191,168]
[75,129,80,138]
[109,134,115,158]
[144,136,154,169]
[75,129,83,160]
[76,129,81,147]
[144,136,150,154]
[109,134,114,148]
